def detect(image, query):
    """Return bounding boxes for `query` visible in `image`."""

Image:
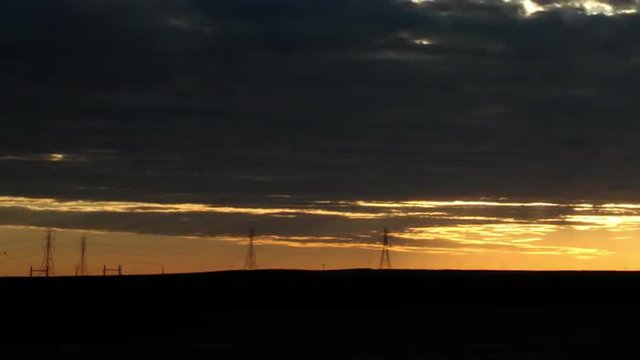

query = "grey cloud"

[3,0,640,206]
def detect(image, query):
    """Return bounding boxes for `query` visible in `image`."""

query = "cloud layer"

[2,195,637,259]
[3,1,640,204]
[2,1,640,264]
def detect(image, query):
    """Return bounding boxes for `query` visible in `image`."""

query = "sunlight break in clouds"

[394,225,613,259]
[2,195,640,261]
[6,196,640,233]
[508,0,638,16]
[0,196,387,219]
[410,0,638,16]
[519,0,545,15]
[0,153,78,162]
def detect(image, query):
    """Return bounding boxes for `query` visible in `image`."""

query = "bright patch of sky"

[512,0,638,16]
[409,0,638,17]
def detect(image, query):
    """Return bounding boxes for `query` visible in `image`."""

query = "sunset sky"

[4,0,640,275]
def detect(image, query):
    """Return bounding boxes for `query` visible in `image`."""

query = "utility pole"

[244,228,258,270]
[378,228,392,270]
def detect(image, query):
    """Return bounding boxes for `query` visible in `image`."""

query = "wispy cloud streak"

[0,196,636,259]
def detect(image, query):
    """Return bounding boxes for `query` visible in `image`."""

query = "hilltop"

[3,269,639,359]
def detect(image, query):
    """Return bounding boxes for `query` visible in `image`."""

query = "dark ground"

[2,269,640,359]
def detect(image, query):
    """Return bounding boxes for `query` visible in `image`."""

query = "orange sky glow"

[1,196,640,276]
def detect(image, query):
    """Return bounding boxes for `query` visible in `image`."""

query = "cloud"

[0,195,638,258]
[409,0,639,17]
[3,0,640,210]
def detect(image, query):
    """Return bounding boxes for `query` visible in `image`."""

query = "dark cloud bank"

[3,0,640,204]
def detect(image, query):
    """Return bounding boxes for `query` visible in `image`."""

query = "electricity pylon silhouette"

[244,228,258,270]
[41,229,55,276]
[378,228,392,270]
[76,236,88,276]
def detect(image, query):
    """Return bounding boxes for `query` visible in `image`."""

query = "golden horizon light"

[1,195,640,275]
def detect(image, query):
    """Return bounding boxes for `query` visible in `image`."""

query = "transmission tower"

[38,229,56,276]
[244,228,258,270]
[76,236,88,276]
[378,228,392,270]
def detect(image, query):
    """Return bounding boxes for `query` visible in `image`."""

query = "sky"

[3,0,640,275]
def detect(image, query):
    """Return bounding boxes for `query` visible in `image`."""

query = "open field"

[3,270,640,358]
